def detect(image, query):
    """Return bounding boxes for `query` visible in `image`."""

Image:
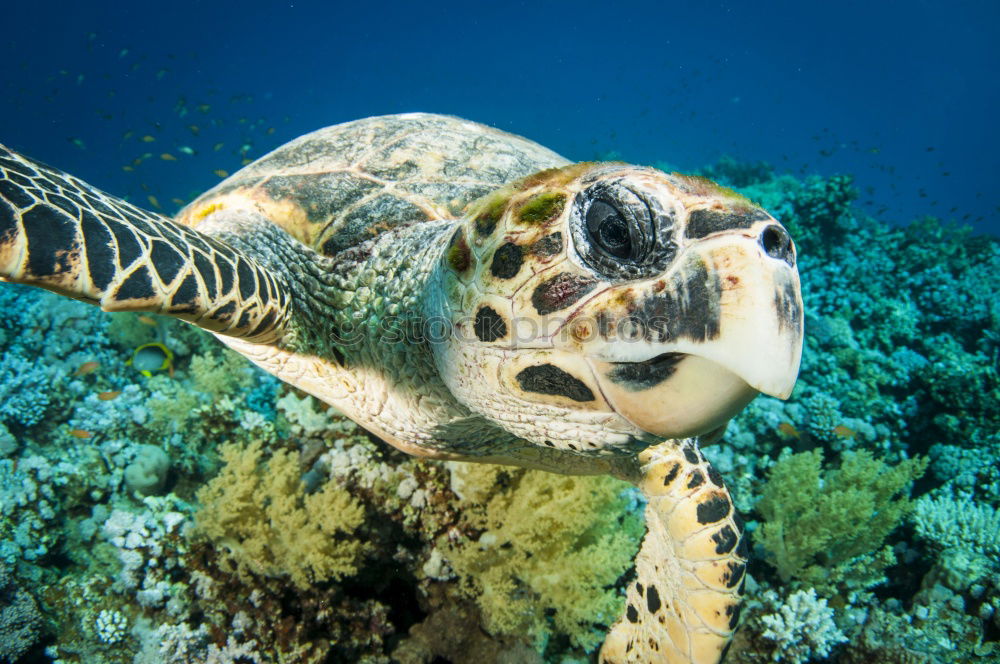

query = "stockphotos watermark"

[325,312,680,347]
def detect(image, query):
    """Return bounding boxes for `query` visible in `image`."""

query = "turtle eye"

[587,200,635,260]
[572,179,674,280]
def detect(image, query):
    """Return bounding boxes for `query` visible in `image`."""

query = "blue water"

[2,0,997,233]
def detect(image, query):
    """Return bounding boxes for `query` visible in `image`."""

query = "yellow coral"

[193,440,365,589]
[444,464,643,652]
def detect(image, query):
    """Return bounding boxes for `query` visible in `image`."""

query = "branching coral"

[443,464,643,652]
[193,440,365,590]
[755,449,927,590]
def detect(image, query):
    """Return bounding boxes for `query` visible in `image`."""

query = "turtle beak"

[559,227,803,439]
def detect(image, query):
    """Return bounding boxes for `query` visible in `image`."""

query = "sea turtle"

[0,113,802,663]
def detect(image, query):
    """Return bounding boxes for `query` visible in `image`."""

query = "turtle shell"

[176,113,569,256]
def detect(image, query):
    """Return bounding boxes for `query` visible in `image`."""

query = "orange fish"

[137,315,158,326]
[69,429,93,439]
[160,153,177,161]
[147,195,161,209]
[73,361,100,376]
[98,390,122,401]
[833,425,857,439]
[213,169,229,178]
[777,422,801,439]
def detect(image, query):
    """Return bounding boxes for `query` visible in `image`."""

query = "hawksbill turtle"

[0,113,802,663]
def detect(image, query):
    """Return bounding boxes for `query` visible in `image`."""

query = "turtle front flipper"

[602,439,746,664]
[0,144,290,342]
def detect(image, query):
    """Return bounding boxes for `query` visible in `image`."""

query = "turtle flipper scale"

[602,440,746,664]
[0,144,290,342]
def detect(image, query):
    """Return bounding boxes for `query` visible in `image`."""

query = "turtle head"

[429,163,802,453]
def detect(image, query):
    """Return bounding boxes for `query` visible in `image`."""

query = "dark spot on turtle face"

[707,466,724,487]
[516,364,595,402]
[662,462,681,486]
[711,525,739,555]
[530,231,563,258]
[725,601,742,630]
[517,191,567,224]
[724,561,746,589]
[490,242,523,279]
[0,177,36,209]
[774,276,802,334]
[149,239,185,286]
[169,273,199,311]
[646,585,661,614]
[696,493,731,524]
[607,352,684,391]
[626,603,639,623]
[446,227,471,273]
[687,470,705,489]
[637,258,722,343]
[685,207,769,240]
[115,265,155,301]
[22,204,78,278]
[474,306,507,342]
[474,193,508,237]
[635,582,644,596]
[683,446,700,465]
[531,272,598,315]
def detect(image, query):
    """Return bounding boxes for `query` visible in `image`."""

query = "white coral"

[759,588,847,662]
[912,493,1000,555]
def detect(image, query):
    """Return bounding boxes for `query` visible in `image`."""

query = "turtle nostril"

[759,224,794,266]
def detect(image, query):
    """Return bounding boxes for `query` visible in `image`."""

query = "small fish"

[241,158,252,166]
[98,390,122,401]
[187,124,200,135]
[69,429,93,439]
[122,166,134,172]
[212,142,224,151]
[156,69,168,80]
[137,315,158,326]
[70,138,86,150]
[119,48,129,58]
[171,198,185,206]
[833,425,856,439]
[147,195,161,209]
[76,74,84,86]
[197,104,211,113]
[141,135,155,143]
[73,361,100,376]
[122,130,134,140]
[266,127,275,135]
[213,169,229,178]
[160,153,177,161]
[177,146,195,156]
[777,422,801,439]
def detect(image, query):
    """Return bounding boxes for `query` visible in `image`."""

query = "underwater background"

[0,1,997,663]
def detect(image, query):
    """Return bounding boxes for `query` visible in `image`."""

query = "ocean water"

[0,2,997,663]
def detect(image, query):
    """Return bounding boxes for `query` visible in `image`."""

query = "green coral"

[756,449,927,590]
[193,440,366,590]
[443,464,643,652]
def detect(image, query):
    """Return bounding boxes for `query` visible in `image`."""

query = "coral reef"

[0,156,997,663]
